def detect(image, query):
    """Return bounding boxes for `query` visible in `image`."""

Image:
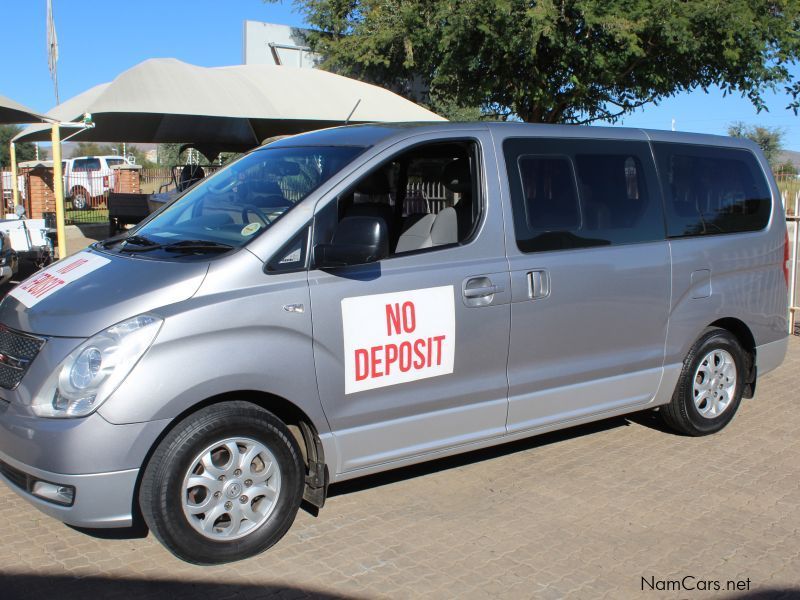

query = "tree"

[775,160,798,176]
[0,125,37,166]
[71,141,114,157]
[727,122,785,166]
[276,0,800,123]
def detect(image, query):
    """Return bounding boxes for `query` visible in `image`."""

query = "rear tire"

[70,187,89,210]
[140,402,305,564]
[660,327,747,436]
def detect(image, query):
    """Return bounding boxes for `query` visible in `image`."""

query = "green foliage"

[0,125,37,166]
[155,143,183,167]
[727,122,785,166]
[71,141,114,157]
[273,0,800,123]
[124,145,156,168]
[776,159,798,176]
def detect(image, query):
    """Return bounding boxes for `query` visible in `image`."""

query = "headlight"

[32,314,163,418]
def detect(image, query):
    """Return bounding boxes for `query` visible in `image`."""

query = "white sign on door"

[342,285,456,394]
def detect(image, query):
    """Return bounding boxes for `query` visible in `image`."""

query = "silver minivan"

[0,123,789,564]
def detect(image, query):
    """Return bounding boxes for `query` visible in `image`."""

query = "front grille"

[0,325,46,390]
[0,458,30,492]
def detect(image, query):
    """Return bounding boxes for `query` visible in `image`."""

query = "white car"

[63,155,130,210]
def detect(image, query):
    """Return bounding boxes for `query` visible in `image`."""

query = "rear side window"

[504,138,664,252]
[105,158,126,167]
[653,143,771,237]
[72,158,101,172]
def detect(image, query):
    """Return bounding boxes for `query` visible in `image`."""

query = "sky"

[1,0,799,149]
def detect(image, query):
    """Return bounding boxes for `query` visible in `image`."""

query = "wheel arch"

[707,317,757,398]
[134,390,330,529]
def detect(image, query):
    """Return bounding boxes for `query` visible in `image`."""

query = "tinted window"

[653,143,771,237]
[504,138,664,252]
[72,158,101,171]
[517,156,580,232]
[105,158,125,167]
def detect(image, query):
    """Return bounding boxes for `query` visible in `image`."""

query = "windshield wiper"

[162,240,234,253]
[116,234,163,252]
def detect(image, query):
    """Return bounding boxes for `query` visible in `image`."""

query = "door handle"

[464,284,502,298]
[528,270,550,299]
[462,276,505,307]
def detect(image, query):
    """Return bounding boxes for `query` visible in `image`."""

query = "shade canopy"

[0,93,49,124]
[13,58,444,150]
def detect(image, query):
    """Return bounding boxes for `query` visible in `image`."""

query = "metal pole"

[50,123,67,259]
[790,213,800,334]
[9,142,19,210]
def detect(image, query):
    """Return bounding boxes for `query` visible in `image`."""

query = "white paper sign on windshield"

[342,286,455,394]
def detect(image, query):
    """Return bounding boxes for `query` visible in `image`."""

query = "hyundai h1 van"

[0,123,789,564]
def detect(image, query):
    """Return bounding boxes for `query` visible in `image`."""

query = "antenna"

[345,99,362,125]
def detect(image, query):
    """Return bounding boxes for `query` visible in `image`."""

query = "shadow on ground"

[0,573,361,600]
[726,591,800,600]
[327,413,639,499]
[0,573,797,600]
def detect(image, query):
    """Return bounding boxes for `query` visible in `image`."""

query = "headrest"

[440,159,471,194]
[356,170,391,195]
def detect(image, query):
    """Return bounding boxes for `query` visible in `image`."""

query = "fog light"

[31,481,75,506]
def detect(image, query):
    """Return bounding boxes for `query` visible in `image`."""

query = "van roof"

[266,121,759,153]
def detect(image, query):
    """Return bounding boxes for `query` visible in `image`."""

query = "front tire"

[660,327,747,436]
[140,402,304,564]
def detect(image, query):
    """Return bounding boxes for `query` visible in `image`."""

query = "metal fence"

[1,167,31,218]
[140,166,223,195]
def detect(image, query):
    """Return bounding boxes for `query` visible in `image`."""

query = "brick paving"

[1,339,799,599]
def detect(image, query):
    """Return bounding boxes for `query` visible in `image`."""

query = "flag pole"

[47,0,59,105]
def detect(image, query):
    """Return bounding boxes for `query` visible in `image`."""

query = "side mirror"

[314,216,389,268]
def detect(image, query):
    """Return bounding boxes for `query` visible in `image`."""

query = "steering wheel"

[241,204,272,226]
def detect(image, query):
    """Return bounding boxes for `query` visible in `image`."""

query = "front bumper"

[0,447,138,528]
[0,402,171,529]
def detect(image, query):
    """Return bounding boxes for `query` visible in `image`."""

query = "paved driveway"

[1,339,799,600]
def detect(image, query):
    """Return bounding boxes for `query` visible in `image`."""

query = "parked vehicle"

[63,155,130,209]
[0,123,789,564]
[0,230,19,286]
[0,213,53,275]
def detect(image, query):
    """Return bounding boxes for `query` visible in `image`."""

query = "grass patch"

[66,207,109,224]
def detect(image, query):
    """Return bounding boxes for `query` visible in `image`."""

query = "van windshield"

[130,145,365,252]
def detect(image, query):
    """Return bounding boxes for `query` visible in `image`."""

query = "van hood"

[0,248,208,337]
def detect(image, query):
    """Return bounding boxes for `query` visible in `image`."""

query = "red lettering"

[426,337,432,368]
[370,345,383,378]
[413,339,426,369]
[385,303,402,336]
[399,341,412,372]
[433,335,446,366]
[355,349,369,381]
[385,343,398,375]
[56,258,88,275]
[20,273,65,298]
[401,302,416,333]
